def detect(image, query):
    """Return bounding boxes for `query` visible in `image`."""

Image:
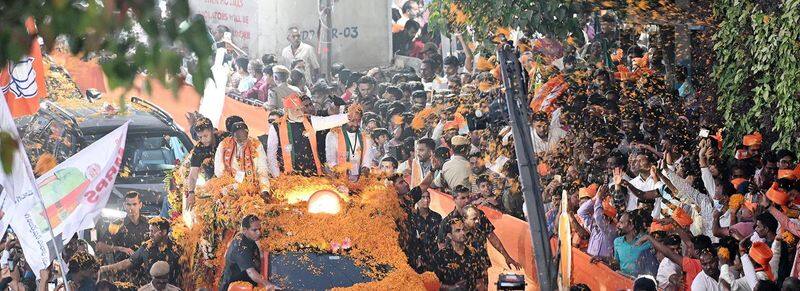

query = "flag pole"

[17,138,72,290]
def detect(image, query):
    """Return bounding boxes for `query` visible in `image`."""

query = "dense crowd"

[4,1,800,291]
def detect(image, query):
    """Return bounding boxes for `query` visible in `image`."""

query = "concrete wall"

[190,0,392,71]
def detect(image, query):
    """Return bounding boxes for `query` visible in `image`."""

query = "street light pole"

[319,0,333,78]
[496,42,557,291]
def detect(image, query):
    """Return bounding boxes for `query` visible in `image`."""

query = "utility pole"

[496,42,557,290]
[319,0,333,78]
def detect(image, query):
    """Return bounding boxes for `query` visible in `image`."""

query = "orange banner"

[428,189,633,291]
[2,26,46,118]
[52,53,270,136]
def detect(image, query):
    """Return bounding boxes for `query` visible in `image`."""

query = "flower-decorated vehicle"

[167,165,438,290]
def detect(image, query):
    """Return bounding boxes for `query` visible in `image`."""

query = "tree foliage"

[1,0,214,173]
[0,0,213,94]
[428,0,698,54]
[713,0,800,152]
[428,0,588,53]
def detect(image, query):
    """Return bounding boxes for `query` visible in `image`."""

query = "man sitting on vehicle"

[185,117,223,207]
[214,120,271,196]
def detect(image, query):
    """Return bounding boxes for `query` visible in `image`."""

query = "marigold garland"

[729,194,745,210]
[171,172,427,290]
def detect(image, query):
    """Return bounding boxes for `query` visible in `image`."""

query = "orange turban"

[537,163,550,176]
[444,120,459,131]
[672,207,694,227]
[766,182,790,206]
[649,221,674,233]
[347,103,363,122]
[731,178,747,189]
[749,241,775,281]
[743,132,763,147]
[579,184,599,199]
[743,200,758,213]
[283,93,302,110]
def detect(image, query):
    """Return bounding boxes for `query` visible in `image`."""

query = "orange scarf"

[278,117,322,175]
[221,137,256,180]
[334,127,369,172]
[410,157,423,187]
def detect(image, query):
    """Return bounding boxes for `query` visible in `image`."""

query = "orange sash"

[410,158,423,187]
[333,127,369,172]
[221,137,257,180]
[278,117,323,175]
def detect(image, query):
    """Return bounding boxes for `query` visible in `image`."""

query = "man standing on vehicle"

[281,27,319,84]
[185,117,223,207]
[95,191,149,283]
[325,104,375,181]
[219,215,278,291]
[267,94,347,177]
[214,120,271,195]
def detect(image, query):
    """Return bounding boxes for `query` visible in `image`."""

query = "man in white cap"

[266,65,300,111]
[433,135,472,191]
[138,261,180,291]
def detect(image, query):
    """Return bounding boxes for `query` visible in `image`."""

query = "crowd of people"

[4,1,800,290]
[194,4,800,289]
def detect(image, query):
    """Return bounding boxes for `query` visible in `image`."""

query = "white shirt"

[281,43,320,83]
[662,169,716,240]
[626,174,664,211]
[213,139,271,191]
[691,270,725,291]
[656,257,680,290]
[237,75,256,93]
[325,128,375,178]
[530,108,567,154]
[397,16,410,26]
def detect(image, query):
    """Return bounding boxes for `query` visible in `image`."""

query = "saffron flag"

[530,74,567,113]
[0,19,47,118]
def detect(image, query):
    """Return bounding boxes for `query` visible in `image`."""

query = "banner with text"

[0,94,50,275]
[30,121,129,244]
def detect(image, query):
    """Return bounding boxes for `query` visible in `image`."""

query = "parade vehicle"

[15,89,192,217]
[167,170,437,290]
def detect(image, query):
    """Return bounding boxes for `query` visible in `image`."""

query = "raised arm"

[455,33,473,73]
[768,206,800,236]
[639,234,683,265]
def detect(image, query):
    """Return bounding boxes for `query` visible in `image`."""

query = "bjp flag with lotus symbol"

[1,18,47,118]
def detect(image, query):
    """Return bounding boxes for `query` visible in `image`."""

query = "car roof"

[46,98,178,135]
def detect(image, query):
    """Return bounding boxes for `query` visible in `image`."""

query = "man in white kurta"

[213,121,271,193]
[325,106,375,181]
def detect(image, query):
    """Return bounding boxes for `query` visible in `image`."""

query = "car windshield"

[85,131,187,180]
